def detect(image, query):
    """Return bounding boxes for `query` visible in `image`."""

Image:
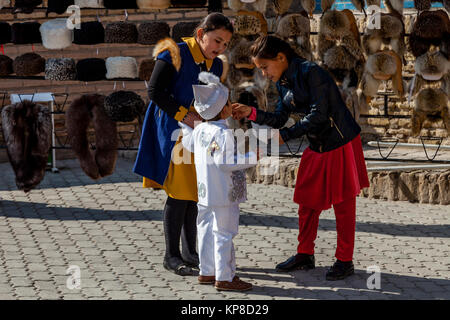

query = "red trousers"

[297,196,356,262]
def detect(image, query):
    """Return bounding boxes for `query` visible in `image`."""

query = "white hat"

[193,72,229,120]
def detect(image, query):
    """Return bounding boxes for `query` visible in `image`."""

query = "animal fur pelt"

[413,0,448,11]
[275,13,312,61]
[66,94,118,180]
[300,0,315,18]
[270,0,293,15]
[228,0,267,13]
[153,37,181,72]
[1,100,51,192]
[233,10,268,36]
[384,0,404,15]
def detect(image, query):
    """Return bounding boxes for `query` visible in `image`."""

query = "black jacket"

[254,57,361,153]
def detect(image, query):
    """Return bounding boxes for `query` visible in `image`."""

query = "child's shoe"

[326,260,354,281]
[215,276,252,292]
[198,275,215,285]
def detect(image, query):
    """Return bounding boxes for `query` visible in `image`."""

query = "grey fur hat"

[45,58,77,81]
[1,100,51,192]
[137,22,170,45]
[104,90,145,122]
[105,22,138,43]
[13,52,45,76]
[0,55,13,76]
[105,57,138,79]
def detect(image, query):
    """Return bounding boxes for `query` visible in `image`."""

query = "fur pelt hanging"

[66,94,118,180]
[1,100,51,192]
[275,13,312,61]
[228,0,267,12]
[233,10,268,36]
[0,55,13,76]
[269,0,293,15]
[384,0,404,15]
[0,22,11,44]
[300,0,315,18]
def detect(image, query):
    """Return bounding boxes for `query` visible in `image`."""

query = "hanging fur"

[299,0,315,18]
[384,0,404,15]
[66,94,118,180]
[321,0,335,13]
[227,0,267,13]
[0,55,13,76]
[270,0,293,15]
[152,37,181,72]
[138,22,170,45]
[275,13,312,61]
[233,11,268,36]
[1,100,51,192]
[0,0,10,10]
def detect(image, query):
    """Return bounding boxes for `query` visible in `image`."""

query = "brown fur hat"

[66,94,118,180]
[13,52,45,76]
[138,22,170,45]
[275,13,312,61]
[105,22,138,44]
[138,58,155,81]
[321,0,335,13]
[409,10,450,58]
[0,55,13,76]
[413,0,447,11]
[1,100,51,192]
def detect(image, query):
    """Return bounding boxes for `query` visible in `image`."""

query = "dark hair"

[250,35,297,61]
[194,12,234,38]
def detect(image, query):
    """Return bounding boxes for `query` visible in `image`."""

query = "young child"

[179,72,258,292]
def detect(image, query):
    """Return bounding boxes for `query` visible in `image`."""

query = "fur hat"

[275,13,312,61]
[0,55,13,76]
[362,13,406,58]
[138,58,155,81]
[172,21,200,43]
[11,22,42,44]
[40,19,73,50]
[233,11,268,36]
[47,0,74,14]
[415,51,450,81]
[0,0,10,10]
[137,0,171,9]
[76,58,106,81]
[13,52,45,76]
[105,56,138,79]
[45,58,76,81]
[105,22,138,43]
[300,0,315,17]
[103,0,137,8]
[13,0,42,13]
[104,90,145,122]
[137,22,170,45]
[228,0,267,12]
[171,0,207,6]
[66,94,118,180]
[193,72,229,120]
[74,21,105,45]
[74,0,104,7]
[0,22,11,44]
[409,10,450,58]
[1,100,51,192]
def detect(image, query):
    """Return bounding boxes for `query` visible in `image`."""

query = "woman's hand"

[232,103,252,120]
[182,112,202,129]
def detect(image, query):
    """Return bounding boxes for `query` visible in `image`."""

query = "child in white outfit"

[180,72,257,292]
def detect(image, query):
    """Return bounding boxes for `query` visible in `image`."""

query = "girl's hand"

[232,103,252,120]
[182,112,202,128]
[279,133,285,146]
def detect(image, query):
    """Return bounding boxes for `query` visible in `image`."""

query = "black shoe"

[182,253,199,269]
[326,260,354,281]
[275,254,315,272]
[163,257,195,276]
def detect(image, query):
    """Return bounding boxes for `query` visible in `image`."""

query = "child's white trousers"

[197,203,240,282]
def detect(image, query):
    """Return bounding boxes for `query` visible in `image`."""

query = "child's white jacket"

[180,119,257,207]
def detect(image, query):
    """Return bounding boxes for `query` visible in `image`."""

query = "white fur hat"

[105,57,138,79]
[193,72,229,120]
[74,0,104,7]
[40,18,73,50]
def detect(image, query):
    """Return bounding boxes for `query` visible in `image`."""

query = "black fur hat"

[11,22,42,44]
[1,100,51,192]
[13,0,42,13]
[47,0,74,14]
[104,90,145,122]
[172,21,200,43]
[45,58,77,81]
[0,55,13,76]
[13,52,45,76]
[76,58,106,81]
[138,22,170,45]
[138,58,155,81]
[74,21,105,45]
[171,0,207,6]
[104,0,137,8]
[105,22,138,43]
[0,22,11,44]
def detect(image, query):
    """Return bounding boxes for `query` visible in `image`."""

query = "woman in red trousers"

[232,36,369,281]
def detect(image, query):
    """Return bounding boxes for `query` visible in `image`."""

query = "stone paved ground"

[0,158,448,300]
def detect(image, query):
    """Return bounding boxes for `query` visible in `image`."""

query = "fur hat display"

[0,0,10,10]
[76,58,106,81]
[104,90,145,122]
[137,0,170,9]
[193,72,229,120]
[138,58,155,81]
[47,0,74,14]
[11,22,42,44]
[66,94,118,180]
[137,22,170,45]
[228,0,267,12]
[105,22,138,43]
[234,11,268,36]
[13,0,42,13]
[74,0,104,7]
[1,100,51,192]
[275,13,312,61]
[0,55,13,76]
[105,56,138,79]
[172,21,200,43]
[73,21,105,45]
[0,22,11,44]
[13,52,45,76]
[409,10,450,58]
[40,19,73,50]
[103,0,137,8]
[45,58,77,81]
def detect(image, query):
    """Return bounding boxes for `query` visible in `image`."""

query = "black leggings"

[163,196,198,262]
